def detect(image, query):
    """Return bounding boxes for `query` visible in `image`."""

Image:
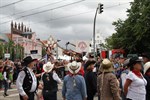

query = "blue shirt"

[62,75,87,100]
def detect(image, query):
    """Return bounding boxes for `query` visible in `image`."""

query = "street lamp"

[93,3,104,60]
[66,42,69,50]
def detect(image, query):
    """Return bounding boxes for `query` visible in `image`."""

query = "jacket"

[84,71,97,96]
[62,75,87,100]
[97,72,121,100]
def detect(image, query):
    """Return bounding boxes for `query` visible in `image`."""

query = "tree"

[106,0,150,54]
[0,40,24,61]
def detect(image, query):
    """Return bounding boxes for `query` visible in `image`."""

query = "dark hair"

[2,65,9,74]
[129,61,142,71]
[129,64,134,71]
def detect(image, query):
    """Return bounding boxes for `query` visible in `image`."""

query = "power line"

[0,0,24,9]
[32,2,130,24]
[34,10,94,24]
[0,2,130,33]
[1,0,68,19]
[0,0,86,25]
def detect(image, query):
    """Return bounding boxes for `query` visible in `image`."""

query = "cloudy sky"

[0,0,133,47]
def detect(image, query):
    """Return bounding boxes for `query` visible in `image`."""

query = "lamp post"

[56,39,61,59]
[66,42,69,50]
[93,3,103,60]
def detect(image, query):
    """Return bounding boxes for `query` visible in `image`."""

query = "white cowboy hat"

[67,61,81,74]
[144,62,150,74]
[43,62,54,72]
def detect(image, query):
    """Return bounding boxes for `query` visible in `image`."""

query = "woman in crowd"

[84,60,97,100]
[144,62,150,100]
[62,61,87,100]
[2,65,10,97]
[97,59,121,100]
[120,58,130,100]
[124,57,147,100]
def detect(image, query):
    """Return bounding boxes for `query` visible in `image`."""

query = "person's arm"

[91,73,97,95]
[109,74,121,100]
[38,83,43,90]
[120,73,127,89]
[97,75,100,95]
[62,77,66,100]
[81,77,87,100]
[124,79,132,96]
[3,72,7,80]
[16,71,27,98]
[53,71,62,84]
[35,73,42,77]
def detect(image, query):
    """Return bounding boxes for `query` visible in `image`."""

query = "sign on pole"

[4,53,10,58]
[76,41,89,53]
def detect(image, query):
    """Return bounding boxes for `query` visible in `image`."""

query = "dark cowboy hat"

[141,52,150,59]
[129,56,142,66]
[23,56,37,66]
[84,60,96,70]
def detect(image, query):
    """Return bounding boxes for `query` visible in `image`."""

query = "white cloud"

[0,0,134,47]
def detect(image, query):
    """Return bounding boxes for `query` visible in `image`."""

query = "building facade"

[7,22,42,59]
[89,32,105,53]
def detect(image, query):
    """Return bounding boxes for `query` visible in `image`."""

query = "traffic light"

[99,3,104,14]
[96,48,100,56]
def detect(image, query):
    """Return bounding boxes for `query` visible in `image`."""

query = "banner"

[76,40,89,53]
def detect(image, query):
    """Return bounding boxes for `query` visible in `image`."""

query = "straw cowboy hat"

[67,61,81,74]
[43,62,54,73]
[144,62,150,74]
[99,59,114,73]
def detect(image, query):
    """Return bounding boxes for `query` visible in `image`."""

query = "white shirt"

[126,71,147,100]
[121,70,130,90]
[16,67,37,96]
[3,72,7,80]
[52,71,62,84]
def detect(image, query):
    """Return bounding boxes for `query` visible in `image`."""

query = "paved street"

[0,84,63,100]
[0,84,98,100]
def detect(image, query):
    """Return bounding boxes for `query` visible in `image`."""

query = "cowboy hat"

[142,52,150,60]
[129,57,143,65]
[43,62,54,73]
[144,62,150,74]
[23,56,37,66]
[84,60,96,70]
[99,59,114,73]
[67,61,81,74]
[123,58,130,67]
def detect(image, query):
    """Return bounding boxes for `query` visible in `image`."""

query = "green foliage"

[106,0,150,54]
[0,40,24,61]
[42,47,47,57]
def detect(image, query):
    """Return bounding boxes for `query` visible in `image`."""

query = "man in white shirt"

[16,56,38,100]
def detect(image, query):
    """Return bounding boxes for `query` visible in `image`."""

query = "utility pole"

[56,40,61,59]
[93,3,104,60]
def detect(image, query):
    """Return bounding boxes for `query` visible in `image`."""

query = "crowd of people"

[0,52,150,100]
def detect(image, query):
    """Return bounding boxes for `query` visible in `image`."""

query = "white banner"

[76,40,89,53]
